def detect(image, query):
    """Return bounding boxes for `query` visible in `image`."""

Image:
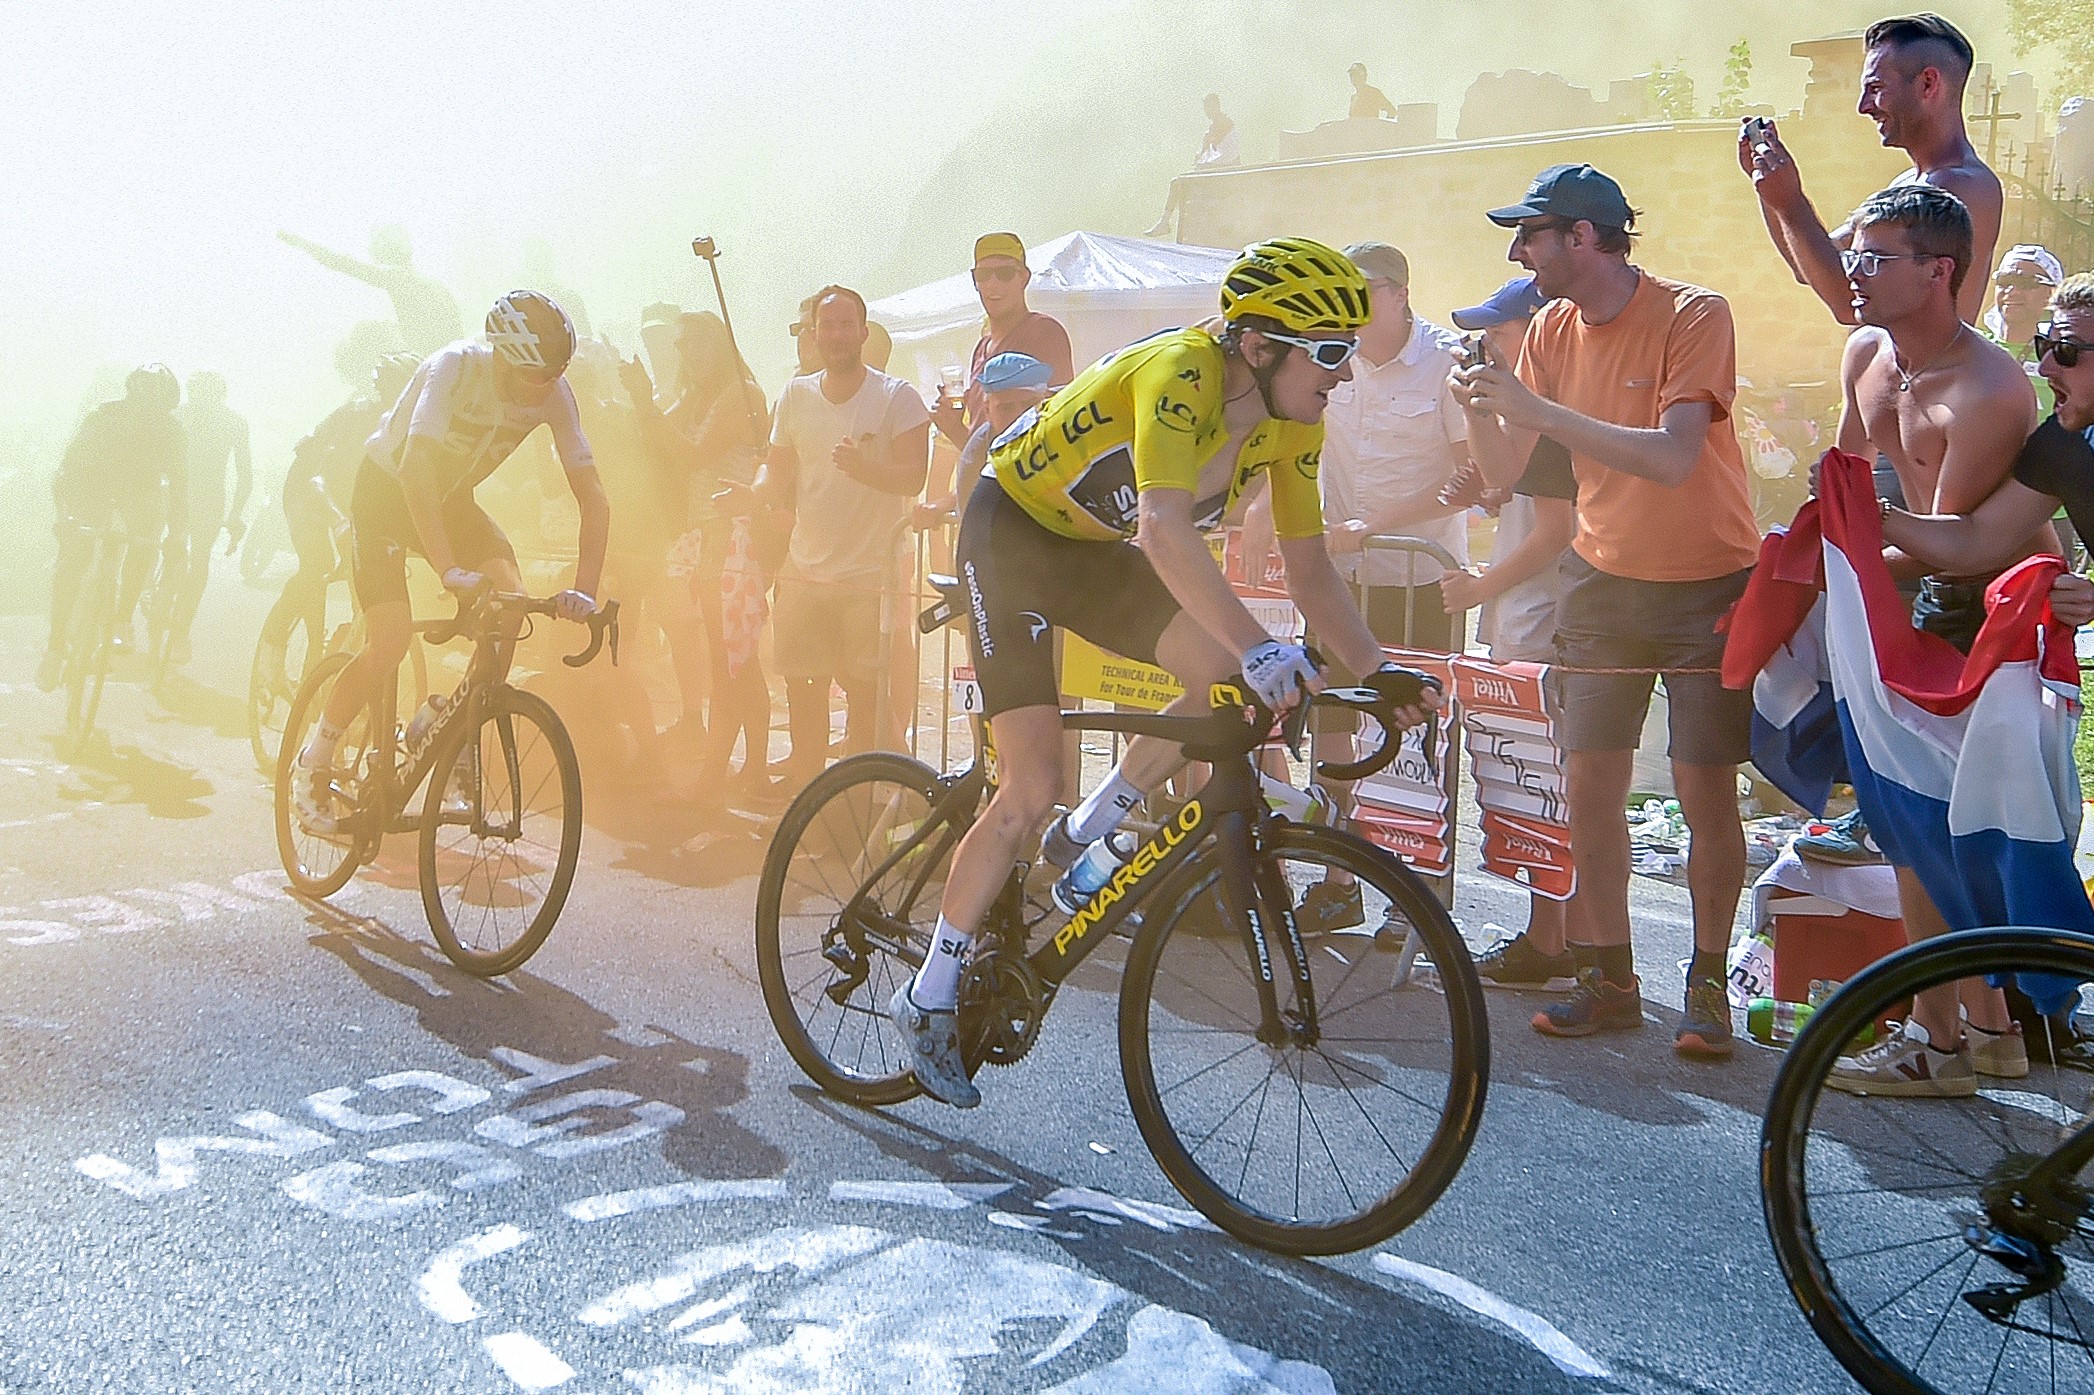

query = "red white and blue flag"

[1723,450,2092,1009]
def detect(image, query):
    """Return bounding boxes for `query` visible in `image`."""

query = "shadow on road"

[146,670,249,743]
[48,732,213,819]
[793,1086,1603,1395]
[300,896,787,1182]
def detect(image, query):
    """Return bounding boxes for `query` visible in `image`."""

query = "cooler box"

[1767,887,1907,1003]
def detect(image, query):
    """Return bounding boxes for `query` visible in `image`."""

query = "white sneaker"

[888,984,980,1109]
[1827,1019,1977,1098]
[1968,1020,2030,1079]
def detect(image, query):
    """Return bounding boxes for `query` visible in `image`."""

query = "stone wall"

[1175,113,1906,396]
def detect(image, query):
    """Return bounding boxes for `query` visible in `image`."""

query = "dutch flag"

[1722,450,2092,1013]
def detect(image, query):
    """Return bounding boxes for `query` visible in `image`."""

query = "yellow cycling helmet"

[1220,237,1371,334]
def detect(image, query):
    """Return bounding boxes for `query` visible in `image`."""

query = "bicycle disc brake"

[958,945,1047,1070]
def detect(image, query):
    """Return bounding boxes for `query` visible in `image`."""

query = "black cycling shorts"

[955,475,1180,718]
[349,462,515,612]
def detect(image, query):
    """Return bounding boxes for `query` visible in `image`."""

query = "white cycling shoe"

[293,763,345,836]
[888,985,981,1109]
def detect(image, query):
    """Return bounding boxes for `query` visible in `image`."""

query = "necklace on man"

[1895,325,1967,393]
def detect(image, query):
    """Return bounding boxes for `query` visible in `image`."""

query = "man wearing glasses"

[928,233,1073,452]
[1796,186,2051,1096]
[1451,162,1762,1061]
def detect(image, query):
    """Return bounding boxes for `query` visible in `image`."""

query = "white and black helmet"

[485,290,576,374]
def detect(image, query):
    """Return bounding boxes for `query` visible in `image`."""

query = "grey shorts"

[772,574,884,681]
[1549,554,1753,765]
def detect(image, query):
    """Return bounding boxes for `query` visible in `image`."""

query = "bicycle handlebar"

[422,592,621,668]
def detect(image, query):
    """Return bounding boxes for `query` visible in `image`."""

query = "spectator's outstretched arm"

[835,421,930,497]
[1882,480,2058,578]
[1740,124,1858,325]
[277,230,394,292]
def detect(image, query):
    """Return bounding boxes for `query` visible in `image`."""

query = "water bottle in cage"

[1050,830,1138,916]
[1258,771,1334,825]
[405,695,448,755]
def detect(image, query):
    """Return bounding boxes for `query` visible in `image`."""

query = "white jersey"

[365,341,593,496]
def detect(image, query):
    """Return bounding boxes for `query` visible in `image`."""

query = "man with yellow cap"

[928,233,1074,451]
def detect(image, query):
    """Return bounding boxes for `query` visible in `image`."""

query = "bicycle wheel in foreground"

[756,753,963,1107]
[1120,822,1489,1256]
[1762,927,2094,1395]
[419,688,581,977]
[273,652,373,898]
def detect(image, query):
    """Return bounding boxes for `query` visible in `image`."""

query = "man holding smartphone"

[1742,14,2001,327]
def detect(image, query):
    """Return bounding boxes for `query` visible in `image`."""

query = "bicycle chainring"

[958,946,1047,1070]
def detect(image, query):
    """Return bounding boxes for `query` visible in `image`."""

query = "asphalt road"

[0,573,1860,1395]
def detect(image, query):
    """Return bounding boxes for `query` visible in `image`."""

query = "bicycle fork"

[1215,813,1318,1050]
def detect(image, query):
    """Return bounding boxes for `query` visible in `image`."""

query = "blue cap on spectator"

[1450,276,1548,331]
[978,352,1054,392]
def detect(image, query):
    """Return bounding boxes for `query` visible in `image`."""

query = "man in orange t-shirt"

[1454,162,1761,1064]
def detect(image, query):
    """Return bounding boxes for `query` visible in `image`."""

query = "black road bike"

[755,574,1489,1256]
[1763,928,2094,1393]
[274,591,617,976]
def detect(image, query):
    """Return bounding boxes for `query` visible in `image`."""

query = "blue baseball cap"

[978,352,1053,392]
[1487,163,1635,230]
[1451,276,1548,331]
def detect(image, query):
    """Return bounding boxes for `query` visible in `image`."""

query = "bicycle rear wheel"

[249,587,316,772]
[419,687,581,977]
[1762,927,2094,1395]
[1120,822,1488,1255]
[273,652,373,898]
[755,753,965,1106]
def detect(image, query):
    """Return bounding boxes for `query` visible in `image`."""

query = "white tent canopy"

[869,231,1239,389]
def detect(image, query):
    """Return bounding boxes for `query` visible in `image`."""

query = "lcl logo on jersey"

[1153,396,1198,433]
[1292,450,1320,481]
[1057,401,1114,446]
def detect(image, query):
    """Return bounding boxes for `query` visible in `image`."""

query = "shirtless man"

[1745,13,2001,327]
[1815,185,2047,1097]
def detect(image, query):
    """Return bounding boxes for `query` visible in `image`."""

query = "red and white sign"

[1454,656,1575,901]
[1352,647,1457,874]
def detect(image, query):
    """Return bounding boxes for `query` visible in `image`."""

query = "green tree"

[2009,0,2094,97]
[1645,59,1698,121]
[1712,38,1754,117]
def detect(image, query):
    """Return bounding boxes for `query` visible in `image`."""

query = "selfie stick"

[691,236,765,440]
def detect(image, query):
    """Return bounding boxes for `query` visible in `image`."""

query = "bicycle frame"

[835,697,1347,1050]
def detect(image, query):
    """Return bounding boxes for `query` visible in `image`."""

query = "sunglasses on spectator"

[1997,274,2053,291]
[2036,327,2090,369]
[1260,330,1360,371]
[1839,249,1945,278]
[972,265,1023,285]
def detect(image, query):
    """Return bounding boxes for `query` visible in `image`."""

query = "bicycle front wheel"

[1121,822,1489,1255]
[418,688,581,977]
[63,543,121,754]
[755,753,965,1106]
[1763,927,2094,1395]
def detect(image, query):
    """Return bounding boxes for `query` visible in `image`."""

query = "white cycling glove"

[441,566,486,595]
[1240,639,1319,710]
[552,589,598,623]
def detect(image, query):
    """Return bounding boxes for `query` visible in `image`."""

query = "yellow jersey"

[985,327,1327,543]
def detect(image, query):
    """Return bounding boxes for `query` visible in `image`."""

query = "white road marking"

[827,1180,1014,1210]
[282,1160,438,1222]
[76,1111,332,1199]
[1372,1253,1610,1380]
[418,1224,532,1324]
[475,1089,685,1159]
[491,1046,618,1094]
[1037,1187,1219,1234]
[1043,1304,1337,1394]
[368,1070,492,1114]
[578,1226,888,1327]
[306,1086,420,1134]
[481,1330,575,1390]
[563,1179,788,1223]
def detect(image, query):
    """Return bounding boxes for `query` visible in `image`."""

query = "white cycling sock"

[1067,767,1142,844]
[910,916,973,1012]
[300,718,345,770]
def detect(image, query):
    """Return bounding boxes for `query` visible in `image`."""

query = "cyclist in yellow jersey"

[893,238,1444,1107]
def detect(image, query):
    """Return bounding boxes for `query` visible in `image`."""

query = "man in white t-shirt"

[742,285,930,786]
[1318,240,1471,651]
